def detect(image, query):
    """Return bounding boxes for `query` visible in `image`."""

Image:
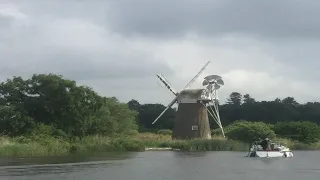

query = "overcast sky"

[1,0,320,105]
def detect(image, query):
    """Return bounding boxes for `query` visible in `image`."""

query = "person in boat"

[259,138,270,151]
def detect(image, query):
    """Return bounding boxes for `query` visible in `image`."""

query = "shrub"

[211,128,222,136]
[109,138,145,151]
[274,121,320,144]
[225,120,276,143]
[30,123,55,136]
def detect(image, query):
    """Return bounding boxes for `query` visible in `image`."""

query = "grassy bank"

[0,135,145,157]
[0,133,247,157]
[132,133,248,151]
[0,133,319,157]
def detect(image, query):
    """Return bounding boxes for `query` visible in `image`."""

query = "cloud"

[106,0,320,39]
[1,1,320,105]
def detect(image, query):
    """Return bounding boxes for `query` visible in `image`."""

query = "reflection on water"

[0,152,136,166]
[0,152,137,177]
[0,151,319,180]
[0,161,112,176]
[172,151,209,158]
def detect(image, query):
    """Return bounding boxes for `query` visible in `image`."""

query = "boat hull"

[248,151,293,158]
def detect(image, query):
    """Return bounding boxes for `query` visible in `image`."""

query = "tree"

[88,97,138,136]
[274,98,281,103]
[226,92,242,105]
[282,97,299,107]
[243,94,255,104]
[138,104,175,130]
[0,105,35,136]
[0,74,105,137]
[225,120,276,143]
[127,99,140,113]
[274,121,320,144]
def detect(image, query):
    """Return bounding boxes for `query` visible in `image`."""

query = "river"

[0,151,319,180]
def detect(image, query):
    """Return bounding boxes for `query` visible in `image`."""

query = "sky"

[1,0,320,105]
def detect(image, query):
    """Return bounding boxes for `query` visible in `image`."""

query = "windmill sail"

[152,96,178,124]
[152,60,225,140]
[156,74,177,96]
[184,61,210,89]
[152,61,211,124]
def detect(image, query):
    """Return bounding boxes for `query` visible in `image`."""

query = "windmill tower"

[152,61,225,140]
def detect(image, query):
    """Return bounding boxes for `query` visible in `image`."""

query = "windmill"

[152,61,225,139]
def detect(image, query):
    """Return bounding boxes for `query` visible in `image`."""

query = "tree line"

[1,73,320,143]
[128,92,320,131]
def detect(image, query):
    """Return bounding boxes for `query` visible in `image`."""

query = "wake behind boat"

[247,138,293,158]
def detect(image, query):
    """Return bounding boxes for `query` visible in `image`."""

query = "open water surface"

[0,151,319,180]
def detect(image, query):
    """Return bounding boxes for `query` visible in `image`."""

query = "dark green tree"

[138,103,175,131]
[127,99,140,113]
[226,92,242,105]
[243,94,256,104]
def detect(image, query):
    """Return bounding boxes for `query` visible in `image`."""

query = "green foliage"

[225,120,276,143]
[2,73,320,155]
[211,128,224,136]
[0,136,71,156]
[30,123,55,137]
[0,105,36,136]
[108,138,145,151]
[138,103,175,130]
[0,74,105,137]
[0,74,138,138]
[170,139,248,151]
[87,97,138,136]
[0,135,146,156]
[274,121,320,144]
[157,129,172,135]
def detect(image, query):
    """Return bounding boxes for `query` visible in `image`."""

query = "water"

[0,151,319,180]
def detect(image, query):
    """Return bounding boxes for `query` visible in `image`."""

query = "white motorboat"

[247,140,293,158]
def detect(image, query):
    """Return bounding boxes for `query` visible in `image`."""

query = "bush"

[30,123,54,137]
[274,121,320,144]
[225,120,276,143]
[157,129,172,135]
[211,128,224,136]
[109,138,145,151]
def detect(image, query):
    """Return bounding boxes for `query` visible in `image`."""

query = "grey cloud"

[0,42,173,81]
[13,0,320,39]
[1,0,320,104]
[0,2,174,82]
[105,0,320,39]
[0,15,12,28]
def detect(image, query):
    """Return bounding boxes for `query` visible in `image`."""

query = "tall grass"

[70,136,145,153]
[169,139,248,151]
[132,133,248,151]
[273,137,320,150]
[1,133,319,157]
[0,136,71,156]
[0,135,145,157]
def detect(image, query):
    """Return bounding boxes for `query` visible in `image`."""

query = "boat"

[247,140,293,158]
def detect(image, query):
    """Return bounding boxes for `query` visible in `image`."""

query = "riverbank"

[0,134,247,156]
[0,133,319,157]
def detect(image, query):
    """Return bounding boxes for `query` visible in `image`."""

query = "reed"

[1,133,319,157]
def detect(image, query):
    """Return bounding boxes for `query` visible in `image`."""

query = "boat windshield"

[251,141,285,151]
